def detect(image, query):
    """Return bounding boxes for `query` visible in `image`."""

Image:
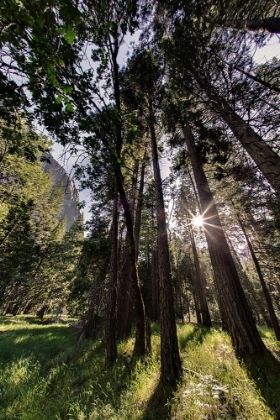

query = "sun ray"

[192,215,204,226]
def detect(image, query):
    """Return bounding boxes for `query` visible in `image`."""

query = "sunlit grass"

[0,316,279,419]
[175,325,274,419]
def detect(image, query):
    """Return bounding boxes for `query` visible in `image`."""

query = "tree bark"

[189,225,212,327]
[110,32,147,356]
[236,212,280,341]
[106,196,119,365]
[226,233,272,328]
[134,156,146,261]
[182,123,267,357]
[225,17,280,33]
[116,234,134,341]
[194,75,280,195]
[247,17,280,33]
[114,163,147,357]
[116,160,139,341]
[150,247,160,322]
[149,104,181,382]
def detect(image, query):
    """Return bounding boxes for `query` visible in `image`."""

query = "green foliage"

[0,123,53,293]
[0,121,83,316]
[0,0,82,123]
[67,217,110,316]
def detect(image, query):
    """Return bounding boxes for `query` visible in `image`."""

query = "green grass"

[0,316,279,419]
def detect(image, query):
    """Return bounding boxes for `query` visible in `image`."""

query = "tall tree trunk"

[246,17,280,33]
[235,212,280,341]
[148,201,159,323]
[109,34,147,356]
[116,160,139,341]
[116,234,134,341]
[192,284,202,324]
[150,247,159,322]
[223,17,280,33]
[182,123,267,358]
[189,225,212,327]
[194,75,280,194]
[106,196,119,365]
[134,156,146,261]
[133,157,152,352]
[149,105,181,382]
[186,249,202,323]
[114,163,147,356]
[226,233,272,328]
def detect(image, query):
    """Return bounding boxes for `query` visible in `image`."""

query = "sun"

[192,215,204,227]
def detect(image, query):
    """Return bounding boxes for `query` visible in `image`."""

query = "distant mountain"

[42,154,80,231]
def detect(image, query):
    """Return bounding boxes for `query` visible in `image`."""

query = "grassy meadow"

[0,316,279,419]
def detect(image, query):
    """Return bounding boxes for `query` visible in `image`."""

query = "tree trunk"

[226,233,272,328]
[149,105,181,382]
[189,225,212,327]
[194,75,280,194]
[109,33,147,357]
[114,163,147,357]
[134,156,146,261]
[150,247,160,322]
[225,17,280,33]
[106,196,119,365]
[236,212,280,341]
[117,160,140,342]
[182,123,267,358]
[193,286,202,324]
[116,235,134,341]
[247,17,280,33]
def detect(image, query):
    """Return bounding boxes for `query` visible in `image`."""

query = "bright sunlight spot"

[192,215,204,227]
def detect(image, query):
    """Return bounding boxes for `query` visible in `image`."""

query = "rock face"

[42,154,80,231]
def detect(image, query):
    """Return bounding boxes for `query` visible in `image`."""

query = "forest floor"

[0,316,280,420]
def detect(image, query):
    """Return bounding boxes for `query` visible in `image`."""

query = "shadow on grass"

[1,315,43,325]
[141,379,179,420]
[178,324,211,350]
[0,324,77,366]
[0,315,147,419]
[242,349,280,419]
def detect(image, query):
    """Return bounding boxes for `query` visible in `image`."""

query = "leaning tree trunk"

[106,196,119,365]
[235,212,280,341]
[226,233,272,328]
[182,123,268,358]
[149,104,181,382]
[227,17,280,33]
[194,75,280,195]
[189,225,212,327]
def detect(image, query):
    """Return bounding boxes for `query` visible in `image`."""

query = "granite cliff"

[42,154,80,231]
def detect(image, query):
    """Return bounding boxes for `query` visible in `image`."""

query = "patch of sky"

[253,34,280,63]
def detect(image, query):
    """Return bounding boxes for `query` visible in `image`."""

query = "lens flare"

[192,215,204,227]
